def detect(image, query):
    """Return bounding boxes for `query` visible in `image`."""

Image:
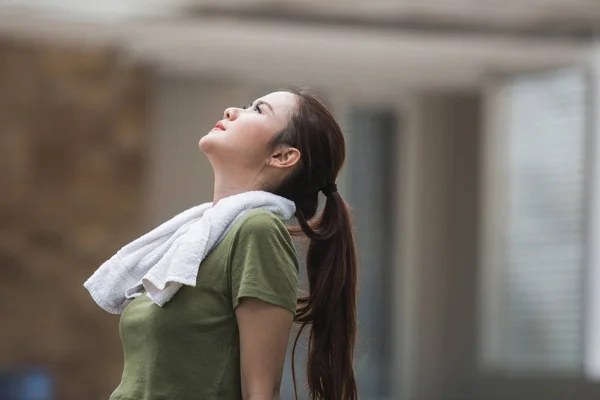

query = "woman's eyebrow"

[255,100,274,114]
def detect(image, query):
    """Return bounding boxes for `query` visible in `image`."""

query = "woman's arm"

[236,297,294,400]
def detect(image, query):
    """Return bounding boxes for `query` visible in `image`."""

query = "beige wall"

[146,76,254,224]
[399,93,481,400]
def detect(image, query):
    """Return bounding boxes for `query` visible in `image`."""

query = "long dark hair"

[270,86,358,400]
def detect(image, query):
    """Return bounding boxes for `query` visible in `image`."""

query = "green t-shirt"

[109,209,299,400]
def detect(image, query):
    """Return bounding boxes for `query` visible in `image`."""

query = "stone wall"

[0,38,152,400]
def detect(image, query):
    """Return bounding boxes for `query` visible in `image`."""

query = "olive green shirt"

[109,209,299,400]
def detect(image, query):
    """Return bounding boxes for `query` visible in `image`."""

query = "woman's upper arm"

[229,212,299,399]
[236,298,293,400]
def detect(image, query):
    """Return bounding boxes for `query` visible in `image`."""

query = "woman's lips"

[213,121,226,131]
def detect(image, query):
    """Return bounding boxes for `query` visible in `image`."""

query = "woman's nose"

[224,107,240,121]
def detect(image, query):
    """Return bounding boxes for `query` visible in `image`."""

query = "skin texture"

[199,91,301,400]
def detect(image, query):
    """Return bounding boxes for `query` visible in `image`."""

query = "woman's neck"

[212,174,262,204]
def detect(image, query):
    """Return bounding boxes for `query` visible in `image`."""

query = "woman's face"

[199,91,298,174]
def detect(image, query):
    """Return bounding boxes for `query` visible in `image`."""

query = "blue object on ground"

[0,370,53,400]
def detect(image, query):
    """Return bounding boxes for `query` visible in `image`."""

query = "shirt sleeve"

[229,211,299,314]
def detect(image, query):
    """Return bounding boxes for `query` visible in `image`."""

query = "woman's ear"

[269,146,301,169]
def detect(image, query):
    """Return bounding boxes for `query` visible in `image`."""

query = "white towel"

[83,191,296,314]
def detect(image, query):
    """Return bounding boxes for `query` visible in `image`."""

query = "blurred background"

[1,0,600,399]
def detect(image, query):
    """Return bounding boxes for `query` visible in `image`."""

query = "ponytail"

[268,84,358,399]
[291,191,358,400]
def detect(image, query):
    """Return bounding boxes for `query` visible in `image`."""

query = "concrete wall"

[400,93,482,400]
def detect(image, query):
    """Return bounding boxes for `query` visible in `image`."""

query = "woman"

[84,86,358,399]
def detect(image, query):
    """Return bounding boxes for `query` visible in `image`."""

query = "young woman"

[85,86,358,400]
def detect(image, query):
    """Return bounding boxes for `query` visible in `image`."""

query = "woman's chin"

[198,132,222,154]
[198,135,212,153]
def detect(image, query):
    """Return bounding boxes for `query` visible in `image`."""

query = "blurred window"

[480,68,589,373]
[346,109,397,397]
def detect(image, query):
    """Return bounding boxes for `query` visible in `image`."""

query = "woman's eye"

[241,103,261,113]
[242,103,261,113]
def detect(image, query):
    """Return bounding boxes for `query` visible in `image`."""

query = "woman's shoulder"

[234,208,290,237]
[224,209,296,256]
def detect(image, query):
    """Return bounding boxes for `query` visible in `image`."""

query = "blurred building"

[1,1,600,399]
